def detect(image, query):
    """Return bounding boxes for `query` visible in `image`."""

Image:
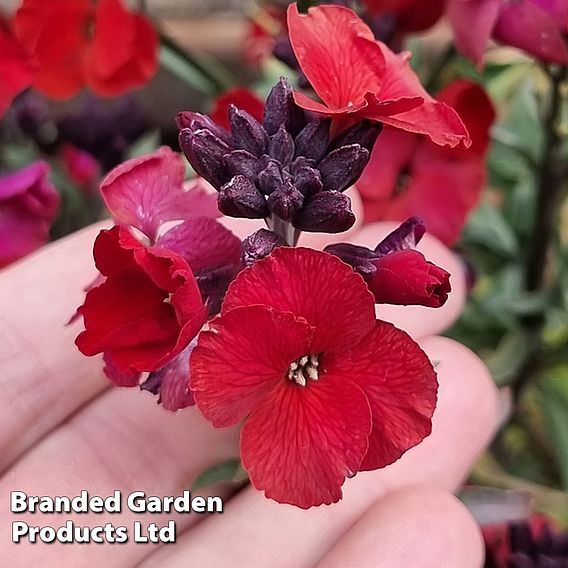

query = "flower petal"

[211,87,265,130]
[368,46,470,147]
[101,147,208,240]
[287,3,385,110]
[447,0,501,67]
[191,305,315,427]
[327,320,437,470]
[240,374,371,508]
[223,247,376,353]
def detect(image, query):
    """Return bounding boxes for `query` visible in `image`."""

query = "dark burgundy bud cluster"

[178,77,382,237]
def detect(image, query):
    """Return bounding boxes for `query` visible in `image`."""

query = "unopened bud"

[229,105,268,156]
[241,228,286,266]
[219,175,268,219]
[176,111,232,144]
[292,164,323,197]
[318,144,370,192]
[258,159,284,195]
[293,191,355,233]
[330,120,382,152]
[267,181,304,221]
[263,77,306,136]
[224,150,263,180]
[294,118,331,162]
[269,125,295,165]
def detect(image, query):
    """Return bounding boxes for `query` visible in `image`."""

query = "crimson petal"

[222,247,375,353]
[241,375,371,508]
[327,320,437,470]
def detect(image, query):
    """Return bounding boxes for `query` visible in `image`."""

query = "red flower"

[287,3,469,147]
[75,225,207,374]
[358,80,496,245]
[190,247,437,508]
[448,0,568,67]
[0,15,33,118]
[210,88,265,131]
[0,161,59,268]
[369,249,451,307]
[14,0,158,100]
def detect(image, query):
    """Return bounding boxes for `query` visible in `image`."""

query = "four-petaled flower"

[190,247,438,508]
[14,0,158,99]
[287,3,470,148]
[75,225,207,377]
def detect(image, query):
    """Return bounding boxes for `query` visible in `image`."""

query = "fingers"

[0,388,240,567]
[344,221,466,338]
[0,222,110,472]
[138,336,497,568]
[316,486,484,568]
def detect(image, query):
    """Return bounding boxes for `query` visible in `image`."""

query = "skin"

[0,219,499,567]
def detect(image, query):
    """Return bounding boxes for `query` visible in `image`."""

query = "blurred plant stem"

[425,44,456,93]
[510,65,567,402]
[525,65,568,292]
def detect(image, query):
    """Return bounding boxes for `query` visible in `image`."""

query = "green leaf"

[463,201,519,258]
[539,366,568,491]
[192,458,248,491]
[486,329,532,386]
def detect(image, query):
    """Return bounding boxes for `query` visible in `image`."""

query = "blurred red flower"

[191,247,437,508]
[357,80,496,246]
[448,0,568,67]
[75,225,207,375]
[287,3,469,148]
[0,15,33,118]
[14,0,158,100]
[0,161,59,268]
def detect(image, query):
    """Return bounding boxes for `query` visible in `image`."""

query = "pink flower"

[357,80,496,246]
[287,3,470,147]
[448,0,568,67]
[0,161,59,268]
[190,247,438,508]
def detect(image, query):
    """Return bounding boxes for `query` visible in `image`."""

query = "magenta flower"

[448,0,568,67]
[0,161,59,268]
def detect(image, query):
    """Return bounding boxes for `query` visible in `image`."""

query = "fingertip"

[317,486,484,568]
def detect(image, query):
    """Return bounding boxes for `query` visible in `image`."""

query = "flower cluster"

[74,2,469,508]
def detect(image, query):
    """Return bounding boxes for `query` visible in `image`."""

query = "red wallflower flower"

[287,3,469,147]
[0,15,33,118]
[448,0,568,67]
[14,0,158,100]
[358,80,496,246]
[75,225,207,375]
[190,247,438,508]
[0,161,59,268]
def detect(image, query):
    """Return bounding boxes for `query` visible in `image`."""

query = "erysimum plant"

[74,2,469,508]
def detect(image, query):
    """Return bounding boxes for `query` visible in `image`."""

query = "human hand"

[0,217,498,567]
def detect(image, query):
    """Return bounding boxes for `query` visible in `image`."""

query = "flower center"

[287,354,320,387]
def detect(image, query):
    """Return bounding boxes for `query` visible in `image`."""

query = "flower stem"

[525,65,567,292]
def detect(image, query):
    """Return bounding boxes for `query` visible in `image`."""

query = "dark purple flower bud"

[141,343,195,412]
[219,175,268,219]
[263,77,306,137]
[229,105,268,157]
[176,111,232,144]
[267,181,304,221]
[179,128,231,190]
[294,118,331,162]
[293,191,355,233]
[258,159,284,195]
[375,217,426,255]
[293,164,323,197]
[330,120,383,152]
[318,144,370,192]
[224,149,263,180]
[241,228,286,267]
[269,125,295,165]
[323,243,378,277]
[197,264,241,316]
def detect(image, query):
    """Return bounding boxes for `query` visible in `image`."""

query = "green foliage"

[192,459,248,491]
